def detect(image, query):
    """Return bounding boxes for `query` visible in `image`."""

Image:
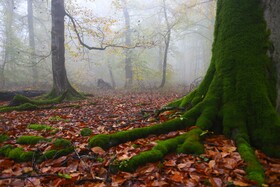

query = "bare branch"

[65,11,155,51]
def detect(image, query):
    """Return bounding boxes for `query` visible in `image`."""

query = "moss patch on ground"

[0,103,38,113]
[80,128,92,136]
[16,135,50,145]
[27,124,58,134]
[0,145,36,162]
[0,134,9,143]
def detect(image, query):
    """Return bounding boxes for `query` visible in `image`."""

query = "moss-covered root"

[46,88,85,101]
[9,92,67,107]
[0,134,9,143]
[234,132,264,185]
[16,135,50,144]
[119,128,204,172]
[0,103,38,113]
[89,117,193,149]
[0,145,36,162]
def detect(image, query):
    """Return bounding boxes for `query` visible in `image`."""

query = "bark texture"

[89,0,280,185]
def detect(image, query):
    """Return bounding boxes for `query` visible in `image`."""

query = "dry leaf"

[171,171,183,182]
[91,147,106,155]
[233,180,251,186]
[164,160,176,167]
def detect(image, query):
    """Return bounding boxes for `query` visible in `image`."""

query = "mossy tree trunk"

[89,0,280,185]
[49,0,82,99]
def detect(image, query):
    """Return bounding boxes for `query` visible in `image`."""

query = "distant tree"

[0,0,15,89]
[159,0,171,88]
[121,0,133,88]
[27,0,38,87]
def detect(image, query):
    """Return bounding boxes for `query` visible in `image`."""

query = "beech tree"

[49,0,82,98]
[88,0,280,185]
[27,0,38,87]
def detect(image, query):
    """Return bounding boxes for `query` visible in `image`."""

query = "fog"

[0,0,216,91]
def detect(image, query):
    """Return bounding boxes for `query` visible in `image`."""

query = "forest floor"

[0,89,279,186]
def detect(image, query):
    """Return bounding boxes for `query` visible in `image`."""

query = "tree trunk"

[49,0,81,99]
[159,0,171,88]
[89,0,280,185]
[0,0,15,89]
[108,62,116,89]
[27,0,38,87]
[121,0,133,88]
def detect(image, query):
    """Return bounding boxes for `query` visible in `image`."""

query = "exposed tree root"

[0,90,83,113]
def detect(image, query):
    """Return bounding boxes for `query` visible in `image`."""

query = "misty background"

[0,0,216,91]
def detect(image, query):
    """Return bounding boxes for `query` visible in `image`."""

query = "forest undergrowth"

[0,89,279,186]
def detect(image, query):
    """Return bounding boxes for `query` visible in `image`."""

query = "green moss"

[80,128,92,136]
[0,134,9,143]
[235,136,264,185]
[89,117,194,149]
[119,128,204,172]
[53,138,72,148]
[0,103,38,112]
[39,147,74,162]
[0,144,14,157]
[49,116,70,122]
[45,88,85,101]
[177,128,204,154]
[16,135,49,145]
[27,124,56,132]
[8,148,34,162]
[11,92,66,106]
[0,145,36,162]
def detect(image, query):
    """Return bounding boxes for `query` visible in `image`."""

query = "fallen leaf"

[171,171,183,182]
[209,177,222,187]
[164,160,176,167]
[91,147,105,155]
[233,180,251,186]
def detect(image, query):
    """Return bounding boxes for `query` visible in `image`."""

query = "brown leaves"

[0,91,279,186]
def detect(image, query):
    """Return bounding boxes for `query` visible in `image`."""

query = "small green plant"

[16,135,50,145]
[118,160,129,170]
[80,128,92,136]
[132,144,140,149]
[53,138,72,148]
[157,162,164,169]
[58,172,72,179]
[0,134,9,143]
[96,157,104,162]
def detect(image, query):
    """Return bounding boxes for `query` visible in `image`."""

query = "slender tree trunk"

[27,0,38,87]
[159,0,171,88]
[1,0,15,89]
[50,0,81,98]
[108,62,116,89]
[121,0,133,88]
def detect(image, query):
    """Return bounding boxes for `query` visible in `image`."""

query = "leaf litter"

[0,90,279,186]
